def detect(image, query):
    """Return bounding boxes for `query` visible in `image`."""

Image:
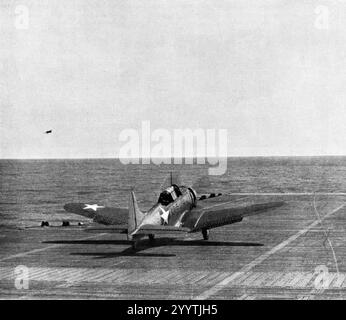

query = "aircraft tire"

[148,234,155,242]
[202,228,209,240]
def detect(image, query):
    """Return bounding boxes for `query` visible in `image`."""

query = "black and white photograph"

[1,0,346,302]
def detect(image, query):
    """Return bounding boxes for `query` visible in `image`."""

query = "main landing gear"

[202,228,210,240]
[131,235,155,250]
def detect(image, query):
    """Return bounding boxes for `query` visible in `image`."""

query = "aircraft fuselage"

[137,186,197,230]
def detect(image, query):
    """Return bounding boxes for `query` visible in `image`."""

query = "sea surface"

[1,157,346,228]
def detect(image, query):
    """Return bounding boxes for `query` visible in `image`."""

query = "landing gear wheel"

[132,241,138,250]
[148,234,155,242]
[202,228,209,240]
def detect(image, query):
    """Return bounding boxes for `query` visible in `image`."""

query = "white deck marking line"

[269,272,292,287]
[299,272,340,300]
[241,272,263,286]
[232,272,253,285]
[0,233,107,262]
[263,272,281,287]
[333,274,346,288]
[289,272,309,287]
[197,272,221,286]
[298,273,315,288]
[192,272,210,284]
[194,203,345,300]
[282,273,301,287]
[208,272,230,285]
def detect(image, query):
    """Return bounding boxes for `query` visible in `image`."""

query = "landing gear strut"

[132,240,138,250]
[202,228,209,240]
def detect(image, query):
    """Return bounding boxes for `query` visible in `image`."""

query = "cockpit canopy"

[158,184,182,206]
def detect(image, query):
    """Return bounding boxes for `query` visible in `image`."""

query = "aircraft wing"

[63,203,128,225]
[183,196,285,232]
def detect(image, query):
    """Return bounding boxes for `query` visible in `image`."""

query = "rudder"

[127,191,144,240]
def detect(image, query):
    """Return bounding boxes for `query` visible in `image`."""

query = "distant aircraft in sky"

[45,130,52,134]
[64,173,285,249]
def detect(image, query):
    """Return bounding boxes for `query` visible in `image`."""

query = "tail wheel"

[202,228,209,240]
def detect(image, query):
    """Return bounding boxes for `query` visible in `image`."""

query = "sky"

[1,0,346,158]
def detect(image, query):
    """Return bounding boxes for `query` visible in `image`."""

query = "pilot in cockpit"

[157,184,182,206]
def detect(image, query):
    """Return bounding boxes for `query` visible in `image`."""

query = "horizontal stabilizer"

[134,224,190,235]
[85,225,128,234]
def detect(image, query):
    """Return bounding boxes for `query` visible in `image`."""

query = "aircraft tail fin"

[127,191,144,240]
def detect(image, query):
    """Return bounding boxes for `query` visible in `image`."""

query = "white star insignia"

[160,207,170,225]
[83,204,105,211]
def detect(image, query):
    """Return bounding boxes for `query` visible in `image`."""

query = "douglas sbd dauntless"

[64,174,284,249]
